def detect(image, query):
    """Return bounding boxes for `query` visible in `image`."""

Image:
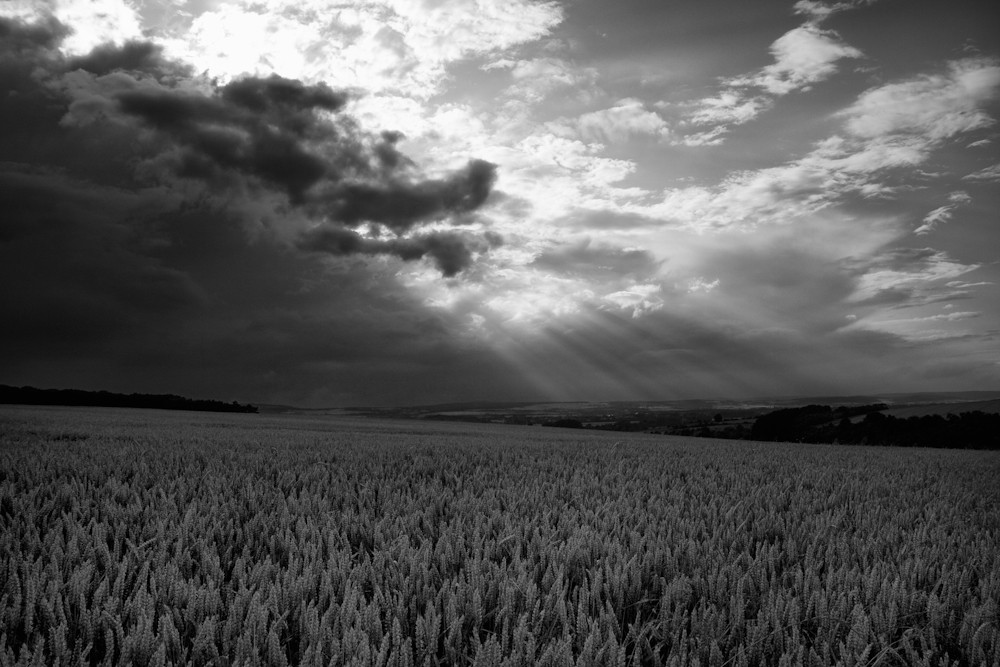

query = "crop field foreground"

[0,406,998,667]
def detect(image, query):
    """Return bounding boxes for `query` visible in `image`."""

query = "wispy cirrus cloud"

[485,56,601,131]
[844,308,985,343]
[841,57,1000,140]
[488,57,597,104]
[677,8,863,145]
[791,1,854,21]
[552,4,865,148]
[914,191,972,235]
[642,57,1000,232]
[847,248,980,308]
[889,311,982,323]
[963,162,1000,182]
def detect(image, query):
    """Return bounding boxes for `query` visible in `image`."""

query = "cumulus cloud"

[464,133,644,234]
[157,0,563,97]
[557,98,670,144]
[732,24,863,96]
[685,92,771,127]
[6,0,143,55]
[601,284,663,318]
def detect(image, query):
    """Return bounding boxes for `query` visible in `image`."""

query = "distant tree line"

[539,403,1000,449]
[749,404,999,450]
[0,385,258,414]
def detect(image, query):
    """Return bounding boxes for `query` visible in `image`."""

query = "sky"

[1,0,998,407]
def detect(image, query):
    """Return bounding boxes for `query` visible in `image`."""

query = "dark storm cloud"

[115,81,335,203]
[317,158,497,233]
[0,14,66,53]
[373,130,411,170]
[0,16,498,275]
[301,227,503,277]
[104,60,497,245]
[0,163,205,351]
[220,75,347,117]
[67,40,168,77]
[0,15,517,405]
[101,70,354,205]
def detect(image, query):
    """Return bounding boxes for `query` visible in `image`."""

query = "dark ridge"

[0,384,258,414]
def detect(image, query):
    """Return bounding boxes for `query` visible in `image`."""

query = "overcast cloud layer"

[1,0,998,406]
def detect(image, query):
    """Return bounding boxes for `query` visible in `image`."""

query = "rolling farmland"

[1,405,998,666]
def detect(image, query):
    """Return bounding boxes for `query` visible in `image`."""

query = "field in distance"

[1,405,998,666]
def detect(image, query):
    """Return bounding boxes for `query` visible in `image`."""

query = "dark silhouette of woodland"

[0,385,258,414]
[749,404,999,450]
[536,402,999,450]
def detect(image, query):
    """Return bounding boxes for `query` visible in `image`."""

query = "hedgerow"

[0,406,997,665]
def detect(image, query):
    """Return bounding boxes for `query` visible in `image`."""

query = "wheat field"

[1,405,997,666]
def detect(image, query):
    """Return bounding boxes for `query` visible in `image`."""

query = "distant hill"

[758,391,1000,407]
[0,385,258,414]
